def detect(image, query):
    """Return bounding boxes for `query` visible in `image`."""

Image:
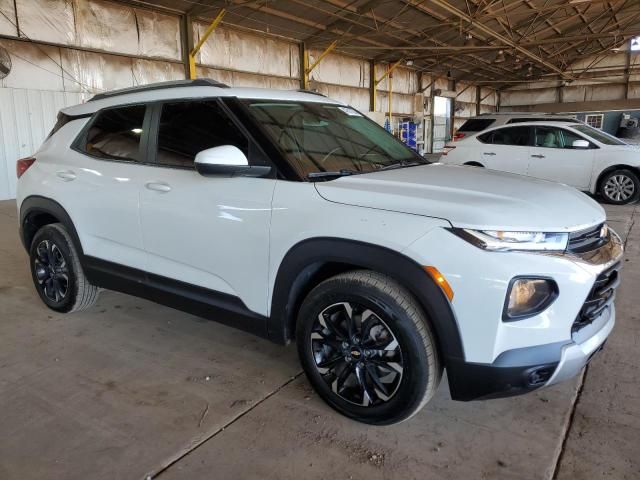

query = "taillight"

[17,157,36,178]
[442,145,456,156]
[453,133,466,141]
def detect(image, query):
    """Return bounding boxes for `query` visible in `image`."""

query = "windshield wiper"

[307,169,359,180]
[377,161,422,171]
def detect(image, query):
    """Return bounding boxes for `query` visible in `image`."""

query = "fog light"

[504,277,558,321]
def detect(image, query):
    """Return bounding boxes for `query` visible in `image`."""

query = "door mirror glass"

[195,145,270,177]
[572,139,590,149]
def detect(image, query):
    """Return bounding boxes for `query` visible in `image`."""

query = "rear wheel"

[296,270,441,425]
[599,169,639,205]
[30,223,99,313]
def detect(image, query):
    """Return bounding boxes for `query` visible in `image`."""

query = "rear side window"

[458,118,495,132]
[84,105,146,162]
[478,126,531,146]
[155,100,249,168]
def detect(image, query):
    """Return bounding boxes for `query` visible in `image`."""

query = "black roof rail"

[88,79,230,102]
[296,89,327,97]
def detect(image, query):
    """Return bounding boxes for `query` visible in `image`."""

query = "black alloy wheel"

[34,239,69,303]
[310,301,404,407]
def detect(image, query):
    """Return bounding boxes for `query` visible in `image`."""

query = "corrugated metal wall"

[0,88,86,200]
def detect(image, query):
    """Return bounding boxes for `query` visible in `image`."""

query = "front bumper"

[446,303,614,401]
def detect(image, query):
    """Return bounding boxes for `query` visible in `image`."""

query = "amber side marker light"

[424,266,454,301]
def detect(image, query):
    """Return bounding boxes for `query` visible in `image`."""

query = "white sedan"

[441,121,640,204]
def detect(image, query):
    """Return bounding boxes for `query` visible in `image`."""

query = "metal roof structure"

[119,0,640,86]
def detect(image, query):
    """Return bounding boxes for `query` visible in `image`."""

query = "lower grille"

[573,262,620,333]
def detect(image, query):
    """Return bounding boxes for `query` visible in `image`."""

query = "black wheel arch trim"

[268,237,466,367]
[20,195,84,255]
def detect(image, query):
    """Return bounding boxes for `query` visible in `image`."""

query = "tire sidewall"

[600,169,640,205]
[297,277,432,425]
[29,225,78,313]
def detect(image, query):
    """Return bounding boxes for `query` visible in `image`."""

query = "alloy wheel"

[310,302,404,407]
[34,240,69,303]
[604,174,635,202]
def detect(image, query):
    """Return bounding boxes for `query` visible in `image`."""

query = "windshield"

[241,100,428,179]
[573,125,627,146]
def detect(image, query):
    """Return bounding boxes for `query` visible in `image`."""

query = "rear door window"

[458,118,496,132]
[83,105,147,162]
[478,126,531,146]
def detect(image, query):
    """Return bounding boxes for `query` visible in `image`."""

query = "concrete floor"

[0,199,638,480]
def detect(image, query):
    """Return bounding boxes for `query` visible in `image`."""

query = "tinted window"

[155,100,249,168]
[458,118,495,132]
[85,105,146,161]
[478,126,530,146]
[534,126,591,149]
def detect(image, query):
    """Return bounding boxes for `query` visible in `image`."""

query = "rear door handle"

[531,154,546,158]
[56,170,76,181]
[483,152,496,156]
[145,181,172,193]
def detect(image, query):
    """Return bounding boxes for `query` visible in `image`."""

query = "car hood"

[314,164,605,231]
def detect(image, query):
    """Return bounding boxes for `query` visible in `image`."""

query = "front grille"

[572,262,620,333]
[567,223,607,253]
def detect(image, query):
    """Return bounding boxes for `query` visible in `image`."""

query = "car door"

[139,99,276,316]
[528,126,596,189]
[476,126,531,175]
[61,104,151,271]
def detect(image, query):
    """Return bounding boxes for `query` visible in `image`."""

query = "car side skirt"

[82,256,270,339]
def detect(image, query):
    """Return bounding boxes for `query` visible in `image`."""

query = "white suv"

[455,112,580,140]
[16,80,623,425]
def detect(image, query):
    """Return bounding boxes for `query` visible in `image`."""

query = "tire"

[296,270,442,425]
[598,169,640,205]
[29,223,99,313]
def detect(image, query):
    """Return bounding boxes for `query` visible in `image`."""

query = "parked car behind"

[454,112,581,141]
[442,121,640,204]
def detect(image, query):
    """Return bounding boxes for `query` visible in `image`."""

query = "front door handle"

[56,170,76,181]
[531,154,546,159]
[483,152,496,156]
[145,181,172,193]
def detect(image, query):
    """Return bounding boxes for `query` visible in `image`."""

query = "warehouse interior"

[1,1,640,479]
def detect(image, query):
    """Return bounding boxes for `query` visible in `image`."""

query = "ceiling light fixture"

[494,49,506,63]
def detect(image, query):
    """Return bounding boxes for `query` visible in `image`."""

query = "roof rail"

[88,79,230,102]
[296,89,327,97]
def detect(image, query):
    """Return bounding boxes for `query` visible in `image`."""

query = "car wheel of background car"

[296,270,442,425]
[30,223,99,313]
[599,169,640,205]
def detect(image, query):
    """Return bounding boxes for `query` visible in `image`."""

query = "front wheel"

[599,169,640,204]
[296,271,442,425]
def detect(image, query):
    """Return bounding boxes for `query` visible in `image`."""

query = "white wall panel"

[74,0,138,55]
[309,51,369,88]
[0,0,17,36]
[195,24,299,80]
[0,87,85,199]
[61,48,133,93]
[15,0,75,45]
[0,39,64,91]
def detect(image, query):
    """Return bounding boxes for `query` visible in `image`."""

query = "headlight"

[452,229,568,252]
[504,277,558,321]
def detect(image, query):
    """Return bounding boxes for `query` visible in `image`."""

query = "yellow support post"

[189,9,226,80]
[303,40,338,89]
[372,59,403,112]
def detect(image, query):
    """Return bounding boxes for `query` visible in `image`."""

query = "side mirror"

[572,139,590,149]
[194,145,271,177]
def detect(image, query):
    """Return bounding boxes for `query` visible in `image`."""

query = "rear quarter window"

[458,119,496,132]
